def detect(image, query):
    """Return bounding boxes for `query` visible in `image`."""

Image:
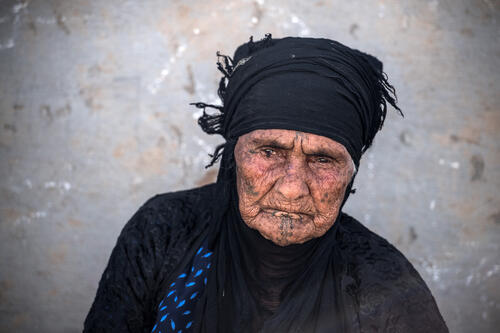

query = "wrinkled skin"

[234,129,355,246]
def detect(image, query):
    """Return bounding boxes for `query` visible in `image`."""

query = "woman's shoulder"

[338,213,410,264]
[115,183,219,269]
[338,213,448,332]
[338,212,428,289]
[123,183,218,234]
[84,184,219,332]
[139,183,218,215]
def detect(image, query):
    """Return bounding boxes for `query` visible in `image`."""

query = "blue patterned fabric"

[151,242,212,333]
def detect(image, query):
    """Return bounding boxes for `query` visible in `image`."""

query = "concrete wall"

[0,0,498,332]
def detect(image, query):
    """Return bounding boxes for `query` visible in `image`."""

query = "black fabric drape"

[190,140,356,332]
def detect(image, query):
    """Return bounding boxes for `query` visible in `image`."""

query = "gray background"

[0,0,498,332]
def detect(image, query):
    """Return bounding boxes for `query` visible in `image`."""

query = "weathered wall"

[0,0,498,332]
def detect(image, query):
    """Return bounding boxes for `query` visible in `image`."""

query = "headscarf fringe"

[190,102,224,136]
[191,34,276,167]
[248,33,273,53]
[361,59,403,154]
[205,143,226,168]
[216,51,235,78]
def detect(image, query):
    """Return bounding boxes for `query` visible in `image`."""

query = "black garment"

[84,183,448,332]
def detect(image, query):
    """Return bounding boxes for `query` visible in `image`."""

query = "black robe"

[84,183,448,332]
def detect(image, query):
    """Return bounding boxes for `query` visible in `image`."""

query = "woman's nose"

[274,159,309,200]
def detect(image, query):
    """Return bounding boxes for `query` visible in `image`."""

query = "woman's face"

[234,129,355,246]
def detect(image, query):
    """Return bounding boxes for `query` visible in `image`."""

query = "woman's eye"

[262,148,275,158]
[312,156,332,164]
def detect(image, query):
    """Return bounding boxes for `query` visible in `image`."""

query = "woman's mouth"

[262,208,310,220]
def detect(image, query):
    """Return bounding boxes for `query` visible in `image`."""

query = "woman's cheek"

[238,162,272,199]
[248,158,280,181]
[313,172,346,206]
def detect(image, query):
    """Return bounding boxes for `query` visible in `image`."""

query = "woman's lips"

[262,208,312,219]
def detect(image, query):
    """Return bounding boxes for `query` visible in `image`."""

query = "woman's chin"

[248,212,315,246]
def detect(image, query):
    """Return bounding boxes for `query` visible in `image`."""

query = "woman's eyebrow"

[305,149,335,157]
[250,138,294,149]
[301,146,343,158]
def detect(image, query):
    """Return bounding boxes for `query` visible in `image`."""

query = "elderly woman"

[84,35,448,332]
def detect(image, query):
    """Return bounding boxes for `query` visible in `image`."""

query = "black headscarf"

[190,34,401,332]
[193,34,401,168]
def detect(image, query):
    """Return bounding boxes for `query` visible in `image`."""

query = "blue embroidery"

[152,241,213,332]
